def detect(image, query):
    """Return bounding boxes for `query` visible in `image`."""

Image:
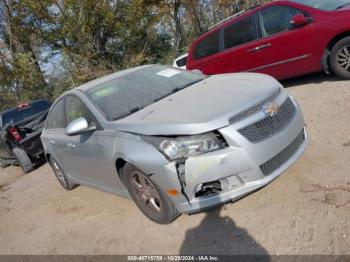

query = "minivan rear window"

[224,16,257,49]
[193,31,220,60]
[176,56,187,67]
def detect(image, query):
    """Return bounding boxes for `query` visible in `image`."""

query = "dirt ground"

[0,73,349,255]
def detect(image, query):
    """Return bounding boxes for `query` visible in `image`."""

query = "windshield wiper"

[113,107,143,120]
[335,3,350,10]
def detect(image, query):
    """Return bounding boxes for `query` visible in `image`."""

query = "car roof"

[174,53,188,61]
[74,65,151,92]
[196,0,303,39]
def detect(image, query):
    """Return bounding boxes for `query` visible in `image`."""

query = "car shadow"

[281,72,340,88]
[179,205,270,259]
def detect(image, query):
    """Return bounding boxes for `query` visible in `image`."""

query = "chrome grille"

[229,88,281,124]
[260,129,305,176]
[238,97,296,143]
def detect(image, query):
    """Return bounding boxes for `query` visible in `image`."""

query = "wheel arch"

[112,138,169,181]
[115,157,127,184]
[326,31,350,51]
[114,155,154,185]
[323,31,350,73]
[45,153,51,162]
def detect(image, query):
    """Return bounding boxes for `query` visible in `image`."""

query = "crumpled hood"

[114,73,281,135]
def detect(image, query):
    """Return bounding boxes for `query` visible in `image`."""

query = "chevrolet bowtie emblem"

[263,102,280,117]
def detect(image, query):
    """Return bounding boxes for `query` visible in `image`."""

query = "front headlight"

[143,132,227,161]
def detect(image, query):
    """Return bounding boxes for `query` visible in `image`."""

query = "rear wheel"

[12,148,33,174]
[330,37,350,79]
[123,163,179,224]
[49,157,78,190]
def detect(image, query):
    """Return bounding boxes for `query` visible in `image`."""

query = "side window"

[193,31,220,60]
[46,99,65,129]
[224,16,257,49]
[65,96,96,126]
[260,6,303,36]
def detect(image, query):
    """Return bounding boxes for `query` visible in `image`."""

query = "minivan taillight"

[9,127,22,142]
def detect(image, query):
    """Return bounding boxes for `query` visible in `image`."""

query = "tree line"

[0,0,269,110]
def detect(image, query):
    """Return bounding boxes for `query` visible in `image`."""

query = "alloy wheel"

[129,171,161,213]
[337,46,350,72]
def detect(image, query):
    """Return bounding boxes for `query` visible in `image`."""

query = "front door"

[62,95,116,189]
[252,4,317,79]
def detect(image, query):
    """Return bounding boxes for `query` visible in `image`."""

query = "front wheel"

[330,37,350,79]
[123,163,180,224]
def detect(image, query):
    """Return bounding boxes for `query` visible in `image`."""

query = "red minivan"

[187,0,350,80]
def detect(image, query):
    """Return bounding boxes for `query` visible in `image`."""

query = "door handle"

[49,140,56,145]
[259,43,272,50]
[67,143,76,149]
[248,43,272,53]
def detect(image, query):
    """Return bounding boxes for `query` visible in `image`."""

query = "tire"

[12,148,33,174]
[330,37,350,79]
[123,163,180,224]
[49,157,78,190]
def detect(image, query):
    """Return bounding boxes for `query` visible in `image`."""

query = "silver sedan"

[41,65,309,224]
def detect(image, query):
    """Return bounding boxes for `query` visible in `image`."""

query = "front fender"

[112,134,169,175]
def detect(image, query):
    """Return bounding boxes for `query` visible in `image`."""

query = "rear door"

[188,13,268,75]
[218,13,266,73]
[41,98,68,168]
[188,30,223,74]
[253,4,317,79]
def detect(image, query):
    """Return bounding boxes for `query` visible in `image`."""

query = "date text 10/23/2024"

[127,256,219,261]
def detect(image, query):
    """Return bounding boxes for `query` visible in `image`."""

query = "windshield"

[1,100,51,127]
[290,0,350,10]
[87,65,205,121]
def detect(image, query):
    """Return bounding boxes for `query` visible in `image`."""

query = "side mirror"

[290,14,309,27]
[65,117,96,136]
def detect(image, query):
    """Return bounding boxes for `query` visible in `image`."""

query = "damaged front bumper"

[176,129,308,214]
[151,96,309,214]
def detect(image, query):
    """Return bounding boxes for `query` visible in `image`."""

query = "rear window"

[31,100,51,113]
[176,56,187,67]
[193,31,220,60]
[1,100,51,127]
